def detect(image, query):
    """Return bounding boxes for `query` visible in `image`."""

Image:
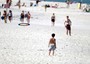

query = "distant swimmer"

[64,16,72,36]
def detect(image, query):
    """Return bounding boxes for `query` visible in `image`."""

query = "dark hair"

[67,16,69,18]
[4,10,6,12]
[9,10,12,12]
[52,33,55,37]
[53,13,55,15]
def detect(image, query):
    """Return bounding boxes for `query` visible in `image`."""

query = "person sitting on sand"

[36,0,40,6]
[30,2,33,7]
[22,2,26,7]
[64,16,72,36]
[52,4,58,8]
[15,0,21,9]
[48,33,56,56]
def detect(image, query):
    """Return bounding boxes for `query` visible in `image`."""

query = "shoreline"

[41,0,90,4]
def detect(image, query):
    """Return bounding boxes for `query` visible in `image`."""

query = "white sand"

[0,0,90,64]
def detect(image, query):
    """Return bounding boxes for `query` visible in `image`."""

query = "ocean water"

[45,0,90,4]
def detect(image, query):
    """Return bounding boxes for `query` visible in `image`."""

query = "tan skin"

[15,0,20,8]
[48,36,56,56]
[27,12,31,24]
[51,13,55,26]
[64,16,72,36]
[3,10,7,23]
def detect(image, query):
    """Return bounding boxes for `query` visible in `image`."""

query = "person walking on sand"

[26,11,31,24]
[20,11,24,23]
[64,16,72,36]
[17,0,21,9]
[48,33,56,56]
[66,0,70,8]
[8,10,13,23]
[3,10,7,23]
[51,13,55,26]
[45,5,47,12]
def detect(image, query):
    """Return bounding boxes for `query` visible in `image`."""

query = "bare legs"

[49,50,55,56]
[52,22,55,26]
[27,19,30,24]
[69,30,71,36]
[66,29,71,36]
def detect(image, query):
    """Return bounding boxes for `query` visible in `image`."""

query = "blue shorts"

[49,44,56,51]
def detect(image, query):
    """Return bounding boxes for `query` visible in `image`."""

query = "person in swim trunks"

[48,33,56,56]
[64,16,72,36]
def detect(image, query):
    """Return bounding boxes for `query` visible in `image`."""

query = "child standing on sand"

[48,33,56,56]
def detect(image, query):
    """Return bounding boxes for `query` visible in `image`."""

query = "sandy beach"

[0,0,90,64]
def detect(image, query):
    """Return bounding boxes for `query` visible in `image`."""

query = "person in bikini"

[64,16,72,36]
[20,11,24,23]
[51,13,55,26]
[48,33,56,56]
[26,11,31,24]
[8,10,12,22]
[3,10,7,23]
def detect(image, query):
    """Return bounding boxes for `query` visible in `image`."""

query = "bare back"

[51,15,55,20]
[49,38,56,44]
